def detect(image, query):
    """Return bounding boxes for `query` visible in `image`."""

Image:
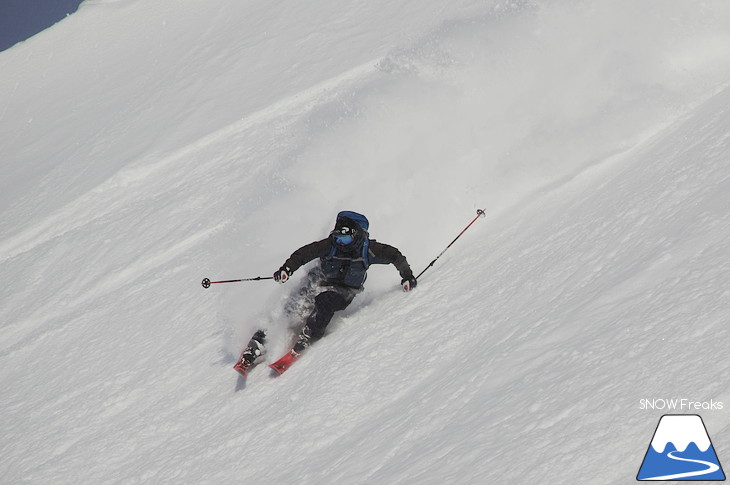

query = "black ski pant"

[305,287,357,340]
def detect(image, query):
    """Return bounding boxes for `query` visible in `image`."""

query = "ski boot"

[233,330,266,377]
[291,326,313,357]
[269,326,312,375]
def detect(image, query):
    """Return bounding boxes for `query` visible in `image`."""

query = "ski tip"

[269,352,299,375]
[268,362,288,375]
[233,363,249,378]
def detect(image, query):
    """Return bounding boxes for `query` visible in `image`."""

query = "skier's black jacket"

[283,238,414,289]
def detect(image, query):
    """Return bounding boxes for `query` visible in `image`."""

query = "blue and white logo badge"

[637,414,725,481]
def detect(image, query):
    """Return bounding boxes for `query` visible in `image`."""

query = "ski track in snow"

[0,60,380,265]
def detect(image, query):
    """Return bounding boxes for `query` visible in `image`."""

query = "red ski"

[269,351,300,375]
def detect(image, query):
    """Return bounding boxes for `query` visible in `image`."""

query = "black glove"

[401,276,417,292]
[273,266,291,283]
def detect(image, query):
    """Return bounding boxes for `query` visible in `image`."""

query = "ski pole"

[201,276,274,288]
[415,208,486,280]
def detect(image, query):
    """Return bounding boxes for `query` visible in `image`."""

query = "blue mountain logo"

[637,414,725,481]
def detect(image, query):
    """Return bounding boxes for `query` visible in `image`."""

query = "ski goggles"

[332,226,356,245]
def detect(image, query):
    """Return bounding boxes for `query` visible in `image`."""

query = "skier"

[237,211,417,371]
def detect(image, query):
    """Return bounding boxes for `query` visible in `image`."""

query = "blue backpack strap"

[326,243,337,260]
[361,238,370,267]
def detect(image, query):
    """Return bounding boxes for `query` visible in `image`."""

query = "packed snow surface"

[2,1,729,483]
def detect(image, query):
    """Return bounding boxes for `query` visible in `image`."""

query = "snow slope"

[2,1,729,483]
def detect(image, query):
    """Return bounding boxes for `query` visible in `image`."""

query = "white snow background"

[2,0,730,483]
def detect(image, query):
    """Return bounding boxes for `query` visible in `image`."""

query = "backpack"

[321,211,371,287]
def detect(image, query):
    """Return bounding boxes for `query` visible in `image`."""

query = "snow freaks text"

[639,399,724,411]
